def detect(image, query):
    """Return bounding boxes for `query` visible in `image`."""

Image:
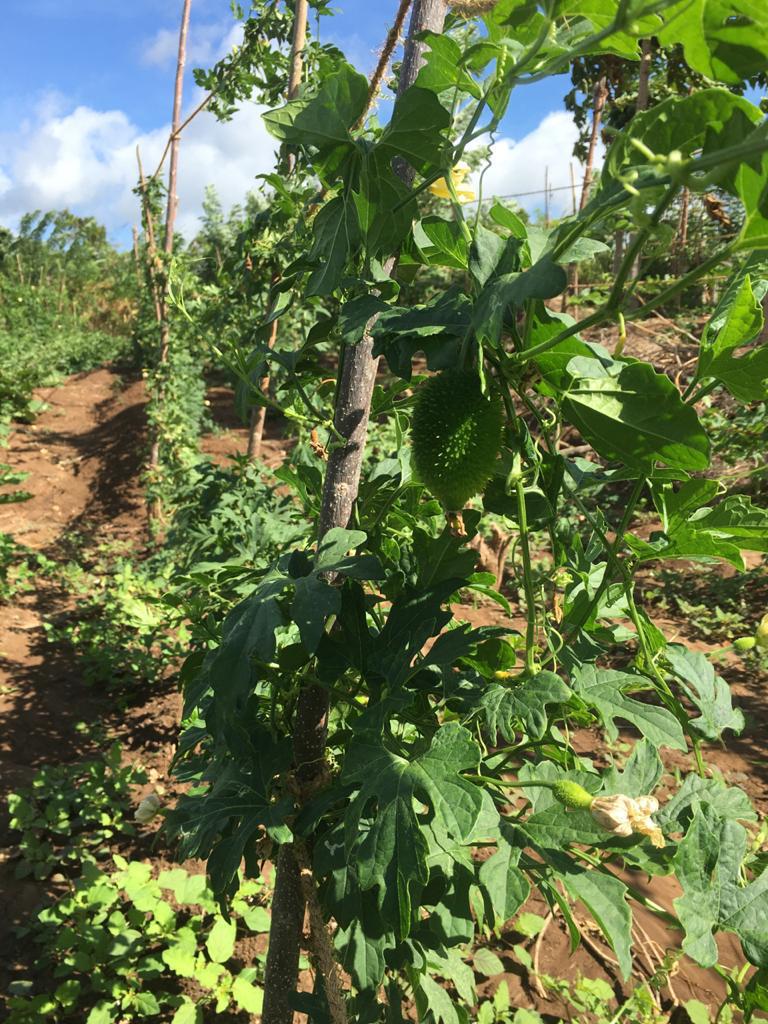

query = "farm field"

[2,2,768,1024]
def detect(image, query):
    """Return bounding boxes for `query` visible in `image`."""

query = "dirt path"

[0,370,149,789]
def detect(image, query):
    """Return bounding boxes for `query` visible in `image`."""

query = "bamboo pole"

[148,0,192,520]
[579,77,607,210]
[246,0,309,462]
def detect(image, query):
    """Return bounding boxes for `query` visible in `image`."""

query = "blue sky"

[0,1,575,245]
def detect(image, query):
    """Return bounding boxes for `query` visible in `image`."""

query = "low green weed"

[6,860,269,1023]
[45,554,187,688]
[6,742,146,879]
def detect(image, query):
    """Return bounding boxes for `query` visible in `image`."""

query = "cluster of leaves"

[645,559,768,645]
[0,211,137,429]
[44,551,187,689]
[5,859,270,1024]
[6,743,146,880]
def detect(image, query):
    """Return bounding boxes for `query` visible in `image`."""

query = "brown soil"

[0,366,765,1021]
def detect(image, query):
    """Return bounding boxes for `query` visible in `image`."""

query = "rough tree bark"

[260,4,448,1022]
[246,0,309,462]
[148,0,192,518]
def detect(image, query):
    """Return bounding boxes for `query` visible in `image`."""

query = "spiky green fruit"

[411,371,503,511]
[552,780,594,810]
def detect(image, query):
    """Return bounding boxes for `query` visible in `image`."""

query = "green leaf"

[335,919,387,992]
[699,275,768,401]
[604,90,761,183]
[377,87,450,173]
[657,773,756,832]
[414,32,481,98]
[548,853,633,979]
[658,0,768,83]
[171,1000,202,1024]
[355,155,413,256]
[479,672,571,742]
[664,645,745,741]
[478,838,530,925]
[208,567,290,705]
[470,223,513,286]
[743,968,768,1022]
[602,738,663,798]
[132,991,161,1017]
[473,947,506,977]
[241,904,272,932]
[232,972,264,1014]
[262,62,368,152]
[411,969,469,1024]
[292,576,341,653]
[342,724,488,938]
[371,288,472,379]
[162,927,198,977]
[414,216,469,270]
[339,295,389,344]
[674,805,768,967]
[473,259,567,347]
[562,358,710,470]
[206,916,236,963]
[572,665,687,750]
[315,527,367,570]
[306,195,360,296]
[87,1005,114,1024]
[489,202,528,241]
[693,496,768,552]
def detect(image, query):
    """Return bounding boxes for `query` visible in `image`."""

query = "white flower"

[135,793,163,824]
[590,793,665,848]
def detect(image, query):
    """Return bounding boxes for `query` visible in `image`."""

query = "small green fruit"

[411,370,503,511]
[734,636,757,653]
[552,780,594,810]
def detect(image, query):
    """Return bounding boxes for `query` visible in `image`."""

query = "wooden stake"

[245,0,309,462]
[147,0,192,520]
[579,77,607,211]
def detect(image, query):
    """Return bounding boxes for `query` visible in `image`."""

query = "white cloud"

[0,98,599,248]
[475,111,603,218]
[141,19,244,69]
[0,92,278,245]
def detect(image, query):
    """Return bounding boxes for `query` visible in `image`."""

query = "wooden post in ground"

[148,0,192,520]
[245,0,309,462]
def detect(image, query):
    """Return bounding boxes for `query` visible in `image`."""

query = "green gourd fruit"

[411,370,503,511]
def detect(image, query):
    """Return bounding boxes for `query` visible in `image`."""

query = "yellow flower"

[589,793,665,848]
[429,161,476,203]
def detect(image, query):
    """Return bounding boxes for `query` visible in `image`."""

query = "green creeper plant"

[5,859,271,1024]
[6,744,147,879]
[165,2,768,1022]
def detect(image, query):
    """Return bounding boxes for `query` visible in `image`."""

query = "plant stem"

[560,475,646,646]
[515,477,538,674]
